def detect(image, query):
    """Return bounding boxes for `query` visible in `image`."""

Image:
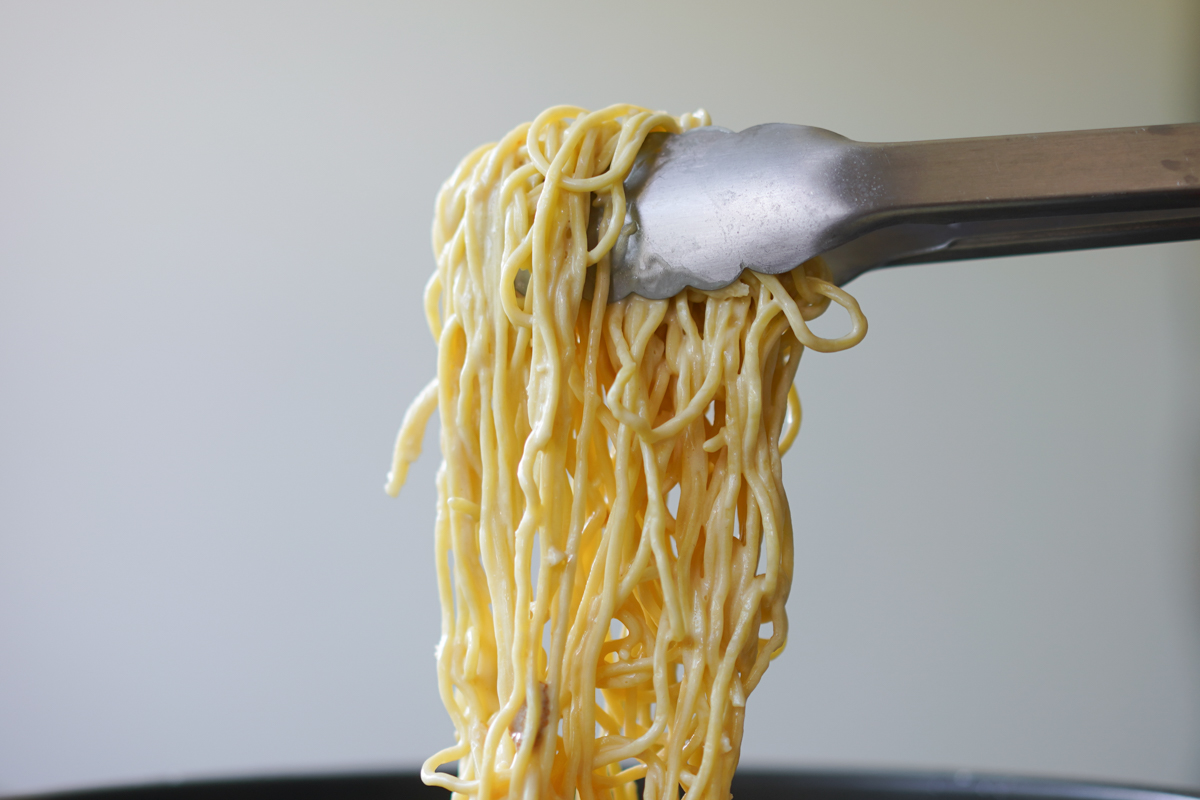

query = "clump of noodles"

[386,105,867,800]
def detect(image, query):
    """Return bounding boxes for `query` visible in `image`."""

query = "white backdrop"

[2,1,1199,795]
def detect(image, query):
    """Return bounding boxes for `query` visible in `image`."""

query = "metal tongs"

[606,122,1200,300]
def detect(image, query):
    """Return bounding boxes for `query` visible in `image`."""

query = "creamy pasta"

[387,105,867,800]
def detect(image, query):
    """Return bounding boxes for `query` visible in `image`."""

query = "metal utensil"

[605,122,1200,301]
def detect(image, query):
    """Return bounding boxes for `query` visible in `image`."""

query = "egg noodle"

[386,105,867,800]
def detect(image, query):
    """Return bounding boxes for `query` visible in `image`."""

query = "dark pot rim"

[8,769,1200,800]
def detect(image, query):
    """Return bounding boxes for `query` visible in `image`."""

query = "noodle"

[387,105,867,800]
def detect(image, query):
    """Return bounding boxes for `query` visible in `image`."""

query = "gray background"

[2,0,1199,795]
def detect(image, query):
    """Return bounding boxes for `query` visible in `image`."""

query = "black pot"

[11,771,1200,800]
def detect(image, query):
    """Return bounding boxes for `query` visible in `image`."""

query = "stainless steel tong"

[606,122,1200,300]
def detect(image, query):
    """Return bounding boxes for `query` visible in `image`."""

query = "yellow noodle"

[387,105,867,800]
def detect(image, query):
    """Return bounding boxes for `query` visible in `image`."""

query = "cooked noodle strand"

[388,105,867,800]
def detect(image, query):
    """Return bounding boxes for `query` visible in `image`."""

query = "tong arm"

[826,123,1200,282]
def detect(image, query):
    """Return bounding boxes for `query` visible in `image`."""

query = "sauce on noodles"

[387,105,867,800]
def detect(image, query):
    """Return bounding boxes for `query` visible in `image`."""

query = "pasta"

[386,105,867,800]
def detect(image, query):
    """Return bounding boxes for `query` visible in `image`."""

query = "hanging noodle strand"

[387,105,867,800]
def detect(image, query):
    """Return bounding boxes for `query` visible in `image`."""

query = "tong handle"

[823,123,1200,281]
[876,122,1200,220]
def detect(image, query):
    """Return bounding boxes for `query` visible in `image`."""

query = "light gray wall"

[2,0,1198,795]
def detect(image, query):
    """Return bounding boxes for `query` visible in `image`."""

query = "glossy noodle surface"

[387,105,867,800]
